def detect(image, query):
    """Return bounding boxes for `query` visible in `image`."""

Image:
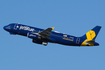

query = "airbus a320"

[3,23,101,46]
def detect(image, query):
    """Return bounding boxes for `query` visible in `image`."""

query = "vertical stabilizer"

[81,26,101,46]
[82,26,101,40]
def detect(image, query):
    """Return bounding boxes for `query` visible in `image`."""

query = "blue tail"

[81,26,101,46]
[92,26,102,40]
[82,26,101,40]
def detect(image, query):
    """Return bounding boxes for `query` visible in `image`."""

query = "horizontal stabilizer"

[81,26,101,46]
[85,40,95,44]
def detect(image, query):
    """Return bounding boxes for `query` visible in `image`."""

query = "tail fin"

[81,26,101,46]
[82,26,101,41]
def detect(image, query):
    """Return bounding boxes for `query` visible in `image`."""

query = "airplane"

[3,23,101,46]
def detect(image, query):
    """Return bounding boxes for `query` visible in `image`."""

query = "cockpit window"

[9,24,11,26]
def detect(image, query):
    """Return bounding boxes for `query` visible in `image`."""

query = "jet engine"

[28,32,48,46]
[32,39,48,46]
[32,39,42,44]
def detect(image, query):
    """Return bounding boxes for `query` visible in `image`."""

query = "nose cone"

[3,25,11,31]
[3,26,7,30]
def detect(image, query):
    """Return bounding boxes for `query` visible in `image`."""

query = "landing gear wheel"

[42,42,48,46]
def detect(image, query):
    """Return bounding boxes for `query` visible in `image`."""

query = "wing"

[39,27,55,38]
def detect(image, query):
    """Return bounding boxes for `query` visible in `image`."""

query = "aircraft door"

[76,37,80,44]
[14,24,19,30]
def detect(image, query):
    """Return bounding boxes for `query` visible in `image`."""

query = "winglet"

[52,27,55,30]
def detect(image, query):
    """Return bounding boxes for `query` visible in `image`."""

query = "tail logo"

[81,30,96,46]
[86,30,96,40]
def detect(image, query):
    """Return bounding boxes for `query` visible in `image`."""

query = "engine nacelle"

[32,39,42,44]
[32,39,48,46]
[27,32,39,39]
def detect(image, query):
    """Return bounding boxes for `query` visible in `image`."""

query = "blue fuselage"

[3,23,100,46]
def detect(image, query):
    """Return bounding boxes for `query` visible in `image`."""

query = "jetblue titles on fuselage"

[3,23,101,46]
[19,26,35,32]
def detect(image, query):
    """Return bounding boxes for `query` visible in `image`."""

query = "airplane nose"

[3,25,10,31]
[3,26,6,30]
